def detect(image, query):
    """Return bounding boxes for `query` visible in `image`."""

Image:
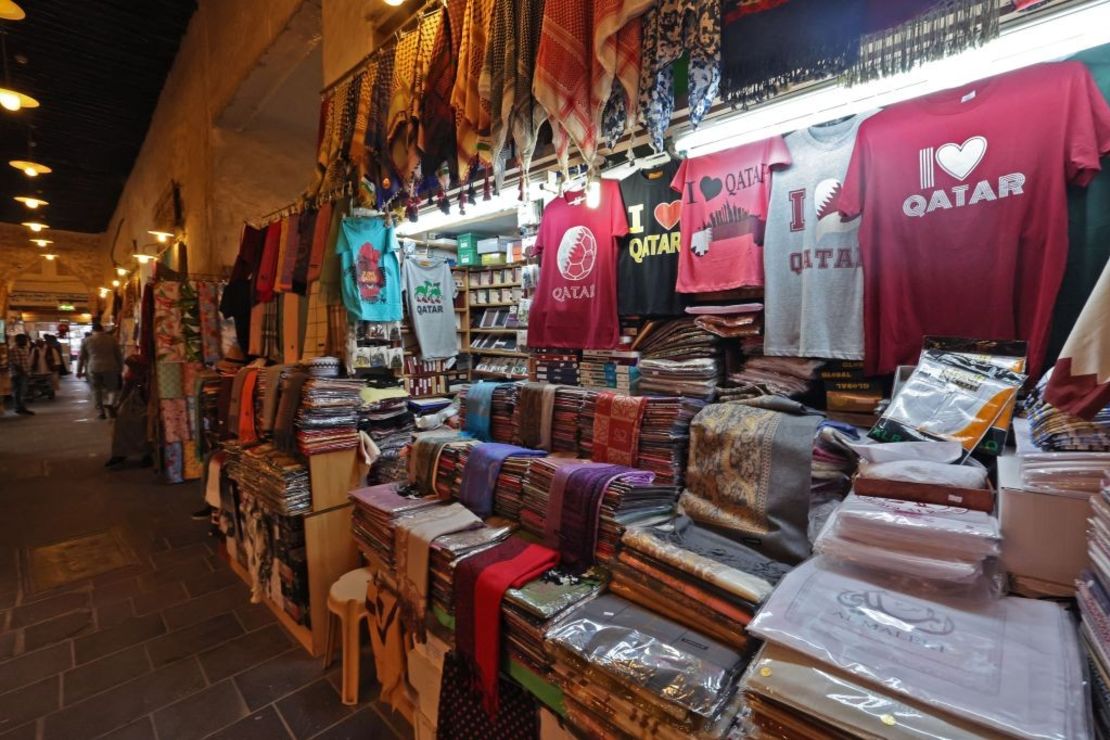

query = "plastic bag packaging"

[741,642,992,739]
[1019,452,1110,494]
[869,351,1026,459]
[747,558,1090,740]
[545,594,743,722]
[858,459,988,489]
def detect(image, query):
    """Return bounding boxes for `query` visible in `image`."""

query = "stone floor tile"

[146,612,243,668]
[0,720,37,740]
[275,679,353,739]
[0,634,12,662]
[233,648,327,711]
[43,657,205,739]
[9,591,89,629]
[150,543,211,570]
[181,569,237,598]
[205,705,292,740]
[0,643,71,695]
[152,680,248,740]
[91,577,143,607]
[62,644,151,706]
[199,624,295,683]
[95,598,135,630]
[312,705,400,740]
[131,581,188,616]
[162,584,249,632]
[22,610,94,651]
[73,612,165,664]
[99,716,156,740]
[137,558,213,591]
[0,676,58,730]
[234,602,277,631]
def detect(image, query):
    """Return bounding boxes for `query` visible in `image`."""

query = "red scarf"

[237,368,260,443]
[454,537,558,716]
[592,391,647,467]
[254,222,282,304]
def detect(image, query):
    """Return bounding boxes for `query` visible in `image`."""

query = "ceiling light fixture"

[14,195,46,209]
[0,31,37,112]
[115,267,128,276]
[133,254,153,264]
[111,279,120,287]
[42,253,56,261]
[0,1,25,21]
[148,230,174,243]
[10,159,49,177]
[22,221,47,232]
[384,0,406,6]
[30,238,51,247]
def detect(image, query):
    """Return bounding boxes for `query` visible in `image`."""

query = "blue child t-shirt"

[337,217,403,321]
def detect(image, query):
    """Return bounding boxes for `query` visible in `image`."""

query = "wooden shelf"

[468,280,522,289]
[468,347,526,358]
[470,301,518,308]
[472,370,528,380]
[469,327,521,334]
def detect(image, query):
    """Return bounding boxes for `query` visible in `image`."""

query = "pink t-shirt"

[839,62,1110,376]
[671,137,791,292]
[528,180,628,349]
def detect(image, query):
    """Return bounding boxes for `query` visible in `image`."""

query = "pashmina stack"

[634,318,720,360]
[558,463,654,572]
[614,516,790,650]
[460,381,500,441]
[457,443,546,518]
[1079,475,1110,737]
[591,392,648,467]
[409,432,468,496]
[431,439,478,499]
[636,358,721,400]
[747,557,1088,739]
[503,568,605,675]
[428,524,511,617]
[551,386,585,453]
[454,536,558,714]
[493,456,542,522]
[349,483,440,566]
[593,478,679,564]
[520,457,589,541]
[295,378,364,455]
[682,400,820,564]
[512,382,559,451]
[229,443,312,515]
[359,388,415,485]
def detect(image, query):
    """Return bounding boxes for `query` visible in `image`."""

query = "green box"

[457,233,478,266]
[480,251,506,266]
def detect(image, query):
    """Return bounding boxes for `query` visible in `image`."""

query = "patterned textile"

[307,201,332,285]
[349,65,376,175]
[369,46,397,196]
[560,464,651,571]
[1047,259,1110,419]
[163,442,184,484]
[436,652,538,739]
[325,305,349,362]
[682,402,820,564]
[484,0,515,184]
[156,361,185,400]
[291,209,317,295]
[277,213,300,293]
[462,382,502,442]
[178,281,202,363]
[238,369,260,444]
[388,22,421,177]
[153,281,186,362]
[160,399,189,443]
[394,10,443,182]
[183,440,202,481]
[368,576,409,712]
[534,0,653,168]
[419,3,460,187]
[458,443,547,518]
[451,0,496,176]
[592,392,647,466]
[600,13,643,149]
[261,301,281,362]
[196,282,223,364]
[302,281,328,360]
[255,221,282,304]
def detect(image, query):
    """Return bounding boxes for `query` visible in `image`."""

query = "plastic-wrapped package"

[858,459,988,489]
[869,351,1026,459]
[742,643,990,739]
[545,594,743,723]
[1019,452,1110,494]
[747,558,1089,740]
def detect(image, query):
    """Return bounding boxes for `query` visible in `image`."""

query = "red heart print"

[653,200,682,231]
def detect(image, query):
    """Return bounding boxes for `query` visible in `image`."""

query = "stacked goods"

[1078,473,1110,737]
[229,443,311,515]
[612,517,789,650]
[1027,372,1110,451]
[519,457,580,539]
[531,348,580,385]
[296,378,365,455]
[502,569,605,675]
[433,440,478,499]
[720,355,824,399]
[457,382,520,444]
[359,389,414,485]
[636,358,720,400]
[634,319,719,361]
[349,483,439,566]
[595,481,680,564]
[578,350,639,393]
[552,386,585,453]
[427,525,512,617]
[493,456,538,521]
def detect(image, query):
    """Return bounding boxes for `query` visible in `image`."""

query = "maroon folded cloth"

[559,464,654,572]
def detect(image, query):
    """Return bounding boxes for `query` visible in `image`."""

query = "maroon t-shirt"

[839,62,1110,376]
[528,181,628,349]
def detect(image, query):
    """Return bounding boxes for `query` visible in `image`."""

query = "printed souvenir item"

[671,137,791,292]
[839,61,1110,376]
[403,259,458,360]
[527,180,627,349]
[617,161,688,316]
[336,217,403,322]
[764,114,871,359]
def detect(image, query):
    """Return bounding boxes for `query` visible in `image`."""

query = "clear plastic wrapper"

[545,594,743,721]
[748,557,1089,740]
[742,643,990,739]
[858,459,988,489]
[1019,452,1110,494]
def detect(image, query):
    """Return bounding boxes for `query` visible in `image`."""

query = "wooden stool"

[323,567,372,705]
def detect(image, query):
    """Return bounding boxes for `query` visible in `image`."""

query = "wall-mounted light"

[9,160,50,177]
[30,238,51,247]
[42,253,56,261]
[148,230,174,243]
[111,279,120,287]
[14,195,46,209]
[133,254,153,265]
[22,221,47,232]
[57,303,75,312]
[98,287,109,297]
[115,267,128,277]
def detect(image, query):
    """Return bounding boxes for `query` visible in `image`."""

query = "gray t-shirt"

[403,258,459,360]
[763,114,872,359]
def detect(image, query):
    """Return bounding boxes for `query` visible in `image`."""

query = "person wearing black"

[8,334,33,416]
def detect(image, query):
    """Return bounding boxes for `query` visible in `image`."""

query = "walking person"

[77,322,123,419]
[105,354,153,469]
[8,334,34,416]
[43,334,68,393]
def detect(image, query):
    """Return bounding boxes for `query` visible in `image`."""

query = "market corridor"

[0,379,406,740]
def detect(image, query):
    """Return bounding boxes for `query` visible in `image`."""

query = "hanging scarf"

[254,221,282,304]
[454,537,558,716]
[637,0,722,153]
[458,443,547,518]
[419,4,460,191]
[349,63,376,177]
[451,0,496,177]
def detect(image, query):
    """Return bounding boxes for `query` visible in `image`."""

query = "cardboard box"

[476,237,501,254]
[997,454,1090,597]
[853,474,994,512]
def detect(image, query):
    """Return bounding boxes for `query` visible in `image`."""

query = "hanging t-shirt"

[617,161,688,316]
[336,216,403,322]
[670,136,791,293]
[403,258,459,360]
[763,114,872,359]
[528,181,627,349]
[839,61,1110,377]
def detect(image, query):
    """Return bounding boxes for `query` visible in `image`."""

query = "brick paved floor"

[0,378,408,740]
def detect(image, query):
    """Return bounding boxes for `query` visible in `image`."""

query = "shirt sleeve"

[1066,62,1110,186]
[608,180,629,239]
[839,123,868,219]
[671,158,690,197]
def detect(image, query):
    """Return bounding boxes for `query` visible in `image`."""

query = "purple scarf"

[559,464,654,572]
[458,443,547,518]
[543,460,593,550]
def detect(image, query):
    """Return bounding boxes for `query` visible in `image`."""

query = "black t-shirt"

[617,162,688,316]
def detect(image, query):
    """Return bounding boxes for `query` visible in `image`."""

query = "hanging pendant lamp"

[0,1,24,22]
[0,31,37,111]
[14,195,46,208]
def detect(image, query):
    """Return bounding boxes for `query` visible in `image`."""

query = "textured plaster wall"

[321,0,377,85]
[101,0,312,278]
